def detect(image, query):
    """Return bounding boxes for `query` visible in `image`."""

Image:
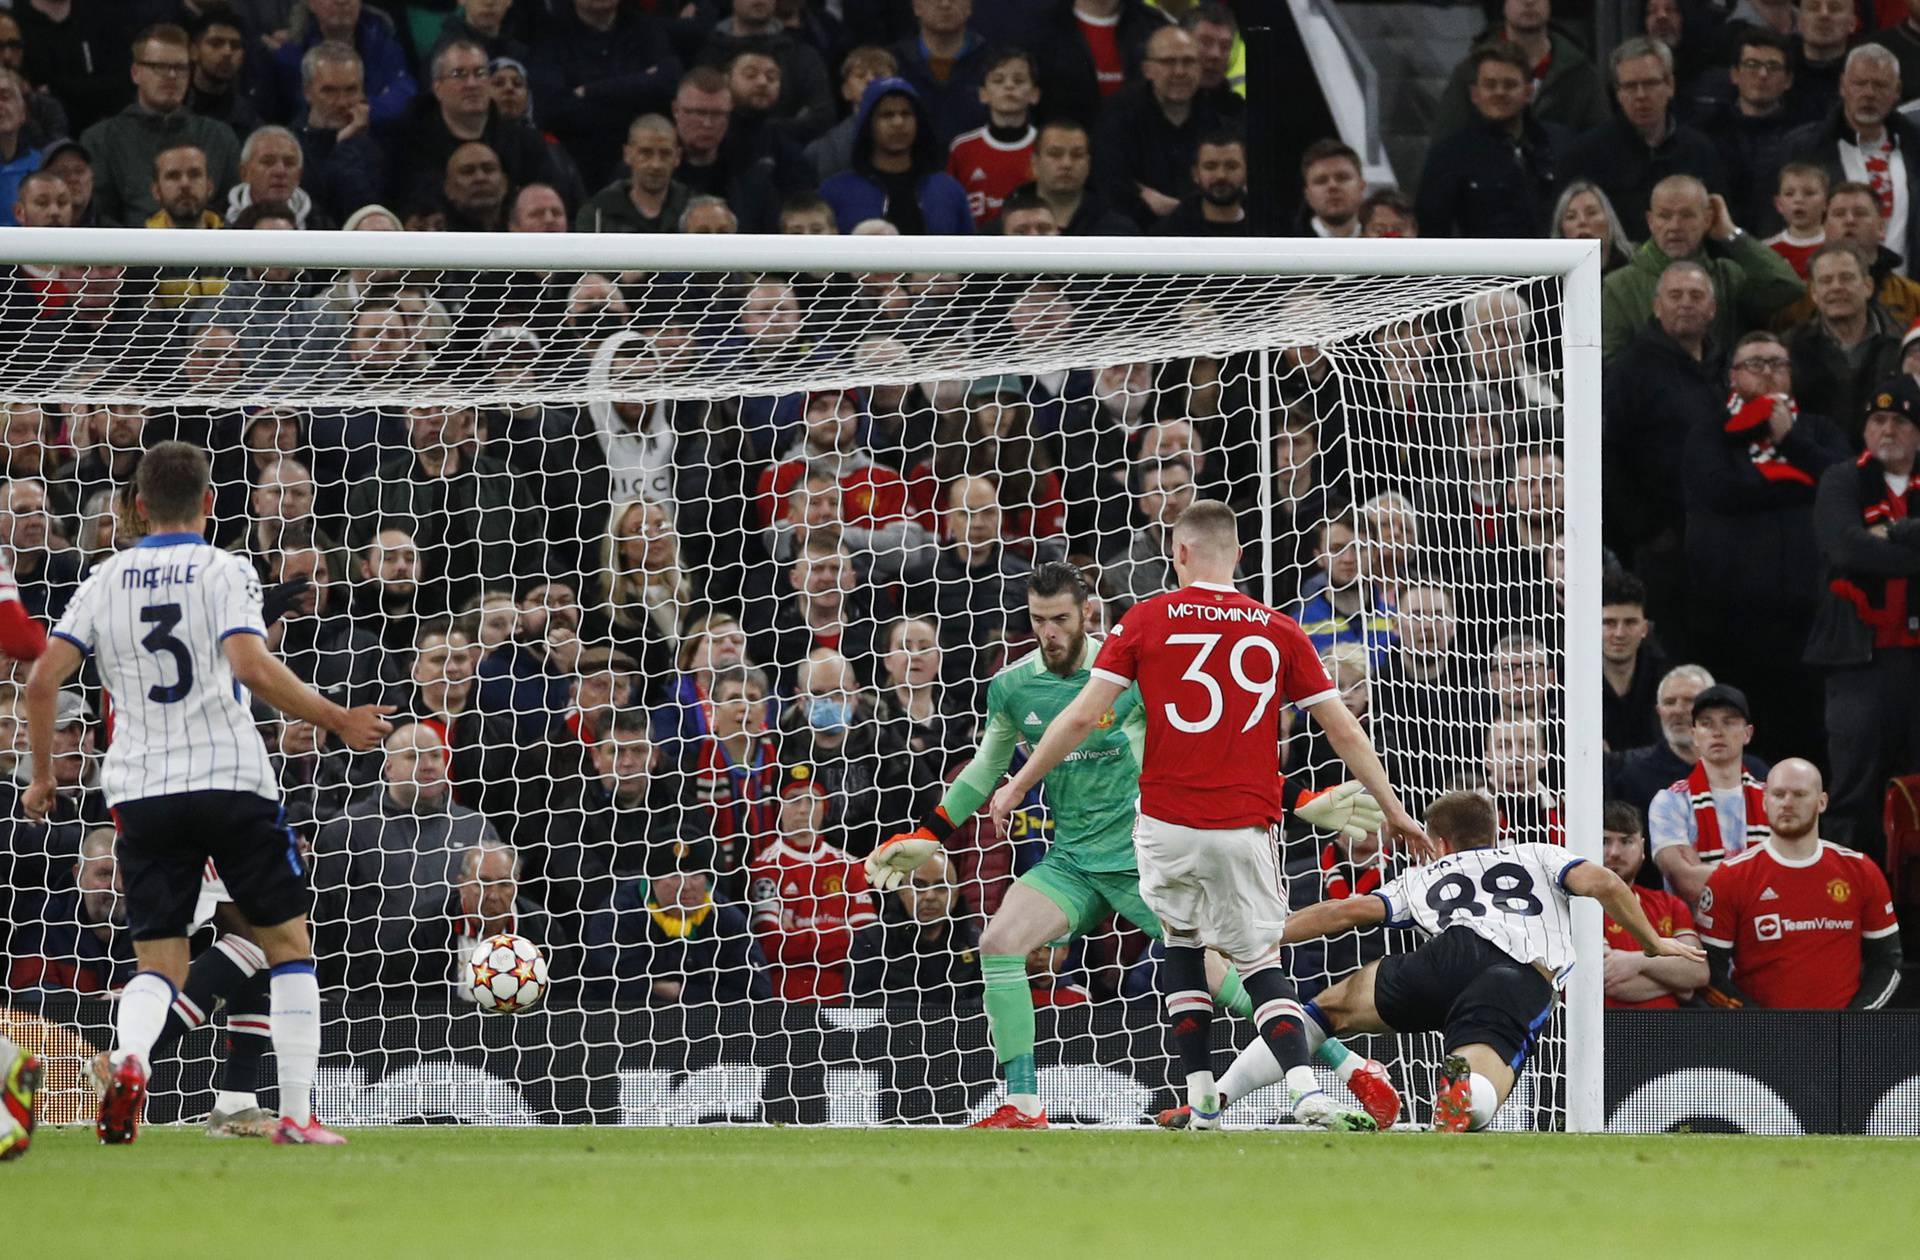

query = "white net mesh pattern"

[0,239,1573,1128]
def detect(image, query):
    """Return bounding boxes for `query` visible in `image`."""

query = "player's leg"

[1204,951,1400,1127]
[213,793,343,1145]
[970,870,1074,1128]
[1433,1045,1518,1134]
[1139,817,1375,1132]
[1213,961,1401,1127]
[96,801,205,1145]
[1431,960,1555,1133]
[146,884,278,1134]
[1129,817,1231,1128]
[207,973,276,1136]
[1,1033,45,1161]
[205,905,276,1133]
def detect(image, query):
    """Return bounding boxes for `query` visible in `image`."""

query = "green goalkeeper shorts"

[1018,850,1164,944]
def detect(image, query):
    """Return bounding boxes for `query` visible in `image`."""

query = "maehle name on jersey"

[120,562,202,590]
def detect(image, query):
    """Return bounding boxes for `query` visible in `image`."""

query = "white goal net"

[0,232,1601,1130]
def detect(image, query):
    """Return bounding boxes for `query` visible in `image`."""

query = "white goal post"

[0,229,1602,1131]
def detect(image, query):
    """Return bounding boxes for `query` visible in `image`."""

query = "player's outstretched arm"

[986,675,1126,837]
[1564,862,1707,964]
[20,637,85,819]
[1280,893,1388,945]
[1303,697,1434,859]
[224,632,394,751]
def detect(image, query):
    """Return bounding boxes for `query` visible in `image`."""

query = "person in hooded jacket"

[819,76,972,235]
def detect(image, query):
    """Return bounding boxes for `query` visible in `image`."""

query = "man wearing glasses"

[78,23,239,227]
[402,38,561,218]
[1092,25,1226,228]
[1681,332,1849,751]
[1565,35,1721,228]
[1695,28,1801,233]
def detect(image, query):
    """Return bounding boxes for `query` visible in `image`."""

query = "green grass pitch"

[9,1126,1916,1258]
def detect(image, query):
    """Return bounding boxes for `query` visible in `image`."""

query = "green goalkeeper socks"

[1216,966,1357,1073]
[982,954,1038,1097]
[1215,967,1254,1019]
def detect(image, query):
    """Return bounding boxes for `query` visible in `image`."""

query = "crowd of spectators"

[0,0,1912,1015]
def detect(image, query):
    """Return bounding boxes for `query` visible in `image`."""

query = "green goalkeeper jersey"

[938,636,1146,873]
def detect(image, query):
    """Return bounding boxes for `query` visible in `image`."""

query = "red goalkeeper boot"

[970,1103,1048,1130]
[1348,1059,1402,1129]
[1432,1054,1473,1133]
[1,1049,44,1161]
[94,1052,149,1146]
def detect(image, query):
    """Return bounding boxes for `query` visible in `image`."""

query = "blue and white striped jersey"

[1374,843,1586,988]
[51,533,276,806]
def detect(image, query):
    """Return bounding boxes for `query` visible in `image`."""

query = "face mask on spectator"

[807,696,851,732]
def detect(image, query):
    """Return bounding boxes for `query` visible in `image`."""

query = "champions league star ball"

[466,933,549,1014]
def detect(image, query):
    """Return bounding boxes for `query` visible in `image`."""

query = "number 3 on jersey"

[1162,633,1282,733]
[140,603,194,703]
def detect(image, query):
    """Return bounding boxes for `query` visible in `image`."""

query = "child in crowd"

[947,49,1041,228]
[1766,163,1829,279]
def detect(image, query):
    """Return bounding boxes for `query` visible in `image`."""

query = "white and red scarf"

[1684,761,1768,862]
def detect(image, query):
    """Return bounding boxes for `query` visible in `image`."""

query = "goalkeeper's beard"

[1042,629,1086,676]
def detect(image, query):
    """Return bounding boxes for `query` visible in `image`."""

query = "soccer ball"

[466,933,548,1014]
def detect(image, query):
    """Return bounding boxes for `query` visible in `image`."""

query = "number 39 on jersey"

[1090,581,1338,830]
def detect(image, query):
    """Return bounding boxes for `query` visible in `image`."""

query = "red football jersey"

[1695,840,1898,1009]
[1604,884,1698,1009]
[1075,12,1126,96]
[946,125,1037,226]
[749,837,877,1004]
[1092,581,1337,829]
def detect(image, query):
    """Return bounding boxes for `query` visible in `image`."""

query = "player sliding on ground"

[23,442,393,1147]
[1215,790,1705,1131]
[869,561,1400,1130]
[986,502,1433,1132]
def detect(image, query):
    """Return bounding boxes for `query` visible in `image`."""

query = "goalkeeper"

[869,562,1399,1129]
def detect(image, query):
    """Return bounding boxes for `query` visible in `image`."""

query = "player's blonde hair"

[1171,498,1240,554]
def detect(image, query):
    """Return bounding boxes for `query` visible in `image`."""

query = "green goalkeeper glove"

[1293,781,1384,842]
[866,826,942,891]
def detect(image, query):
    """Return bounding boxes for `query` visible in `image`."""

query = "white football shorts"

[1132,811,1289,965]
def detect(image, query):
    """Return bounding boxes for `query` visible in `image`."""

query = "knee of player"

[977,917,1027,958]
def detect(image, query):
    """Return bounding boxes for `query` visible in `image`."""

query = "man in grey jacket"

[310,721,502,990]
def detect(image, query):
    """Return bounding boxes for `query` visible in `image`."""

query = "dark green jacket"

[1600,234,1804,359]
[574,179,691,233]
[343,452,533,616]
[80,103,240,227]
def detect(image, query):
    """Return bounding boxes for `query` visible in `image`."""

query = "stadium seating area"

[0,0,1915,1016]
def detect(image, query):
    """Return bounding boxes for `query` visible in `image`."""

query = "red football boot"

[970,1103,1048,1130]
[95,1052,149,1146]
[1347,1059,1402,1129]
[1432,1054,1474,1133]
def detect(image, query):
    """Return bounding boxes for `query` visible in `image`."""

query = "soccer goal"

[0,228,1602,1131]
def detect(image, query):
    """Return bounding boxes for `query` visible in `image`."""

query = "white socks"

[116,971,176,1064]
[1186,1070,1220,1115]
[1007,1092,1042,1117]
[270,962,321,1126]
[1467,1073,1498,1131]
[1217,1037,1283,1107]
